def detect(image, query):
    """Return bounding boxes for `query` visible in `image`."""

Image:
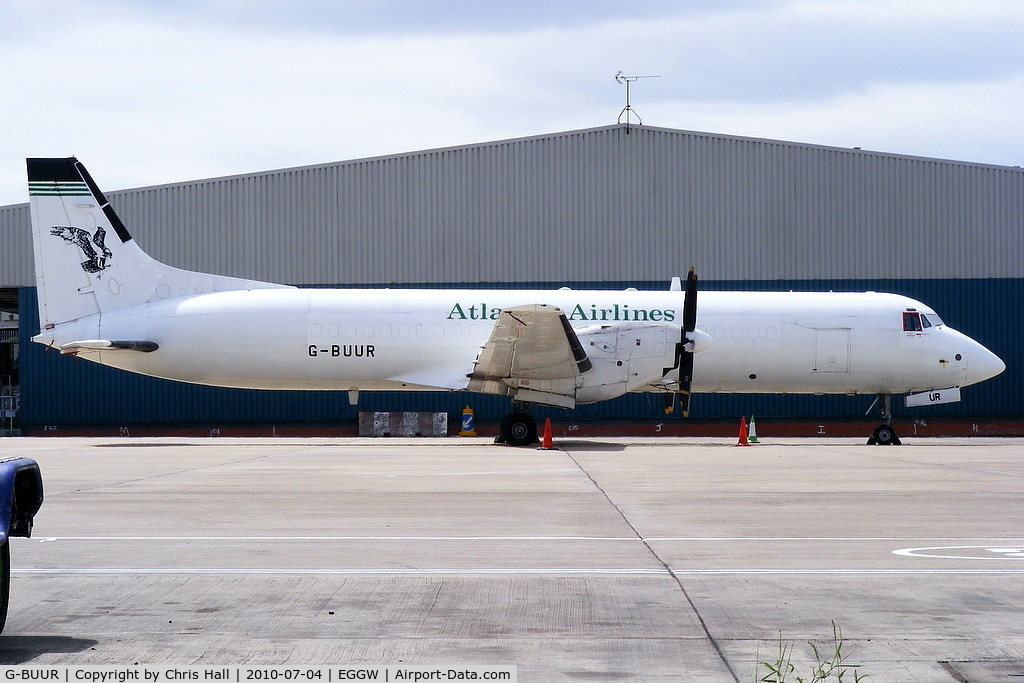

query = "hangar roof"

[3,124,1022,287]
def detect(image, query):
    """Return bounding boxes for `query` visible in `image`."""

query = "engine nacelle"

[575,321,680,404]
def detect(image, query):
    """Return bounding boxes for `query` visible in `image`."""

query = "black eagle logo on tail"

[51,226,113,273]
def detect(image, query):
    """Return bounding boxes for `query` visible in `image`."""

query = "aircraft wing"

[467,304,591,409]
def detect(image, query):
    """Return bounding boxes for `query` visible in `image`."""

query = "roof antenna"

[615,71,660,134]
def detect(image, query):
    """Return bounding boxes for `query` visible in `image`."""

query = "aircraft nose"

[963,343,1006,386]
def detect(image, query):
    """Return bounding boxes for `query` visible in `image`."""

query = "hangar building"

[1,124,1021,432]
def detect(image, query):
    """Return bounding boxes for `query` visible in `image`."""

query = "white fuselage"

[36,288,1004,400]
[25,157,1006,421]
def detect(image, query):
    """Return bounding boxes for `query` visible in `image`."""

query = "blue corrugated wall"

[18,279,1021,427]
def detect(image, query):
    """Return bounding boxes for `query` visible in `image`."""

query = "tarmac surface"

[1,435,1022,681]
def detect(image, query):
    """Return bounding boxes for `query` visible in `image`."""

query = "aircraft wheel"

[0,540,9,635]
[500,412,537,447]
[872,424,899,446]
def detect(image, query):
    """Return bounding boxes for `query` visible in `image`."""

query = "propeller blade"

[678,267,698,414]
[678,346,694,417]
[683,267,697,332]
[662,267,698,416]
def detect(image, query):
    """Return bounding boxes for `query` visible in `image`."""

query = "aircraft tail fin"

[27,157,290,331]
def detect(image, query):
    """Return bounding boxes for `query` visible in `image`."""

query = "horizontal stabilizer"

[60,339,159,355]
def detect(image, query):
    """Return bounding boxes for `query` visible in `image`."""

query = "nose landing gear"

[867,394,902,445]
[869,423,900,446]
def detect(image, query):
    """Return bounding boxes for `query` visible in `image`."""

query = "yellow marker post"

[459,405,477,437]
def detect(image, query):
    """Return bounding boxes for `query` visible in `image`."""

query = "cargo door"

[813,328,850,373]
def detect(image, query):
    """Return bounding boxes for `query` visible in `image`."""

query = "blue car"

[0,457,44,634]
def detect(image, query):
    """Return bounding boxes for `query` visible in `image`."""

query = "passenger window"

[903,312,922,331]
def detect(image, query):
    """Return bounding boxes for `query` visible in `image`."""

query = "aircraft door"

[812,328,850,373]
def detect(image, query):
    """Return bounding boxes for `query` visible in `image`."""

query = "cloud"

[1,0,1023,205]
[654,76,1024,164]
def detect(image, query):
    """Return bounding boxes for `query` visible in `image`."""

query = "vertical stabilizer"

[27,157,290,331]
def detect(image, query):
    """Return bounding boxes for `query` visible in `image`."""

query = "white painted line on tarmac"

[28,535,1024,543]
[28,536,642,542]
[671,569,1024,575]
[893,546,1024,560]
[12,567,1024,576]
[13,567,668,575]
[649,537,1024,542]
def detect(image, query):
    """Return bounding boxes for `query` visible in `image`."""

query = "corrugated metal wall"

[3,125,1023,286]
[4,124,1023,427]
[0,203,31,287]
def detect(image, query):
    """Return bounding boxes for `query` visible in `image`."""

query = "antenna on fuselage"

[615,71,661,134]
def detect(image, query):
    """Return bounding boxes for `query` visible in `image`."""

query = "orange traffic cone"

[736,417,750,446]
[539,418,554,450]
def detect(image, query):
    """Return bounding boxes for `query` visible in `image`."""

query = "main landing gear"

[495,404,539,447]
[866,393,902,446]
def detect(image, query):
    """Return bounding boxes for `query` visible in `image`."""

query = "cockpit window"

[922,313,943,327]
[903,312,922,331]
[921,315,932,329]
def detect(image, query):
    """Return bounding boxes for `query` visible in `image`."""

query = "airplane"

[26,157,1005,446]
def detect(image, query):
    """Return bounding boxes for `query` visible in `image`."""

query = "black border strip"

[73,160,133,244]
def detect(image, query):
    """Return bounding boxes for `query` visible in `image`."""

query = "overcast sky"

[2,0,1023,205]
